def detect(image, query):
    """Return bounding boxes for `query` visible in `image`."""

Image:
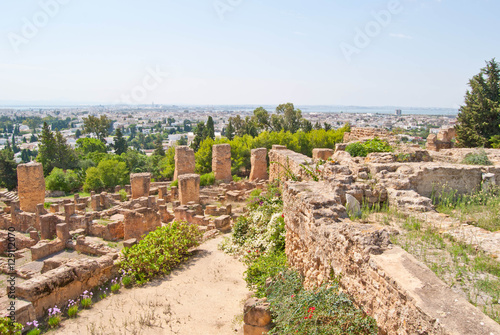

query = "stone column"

[174,146,195,180]
[17,162,45,213]
[212,144,232,183]
[249,148,268,181]
[178,174,200,205]
[130,173,151,199]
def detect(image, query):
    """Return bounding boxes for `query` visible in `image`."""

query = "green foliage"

[346,138,393,157]
[220,183,285,255]
[67,305,79,318]
[120,222,202,284]
[0,148,18,191]
[461,149,493,165]
[456,59,500,147]
[83,159,129,192]
[76,137,107,155]
[48,315,61,328]
[122,275,133,287]
[266,270,378,335]
[37,122,78,175]
[232,175,242,182]
[244,250,287,298]
[118,189,128,202]
[83,115,112,142]
[113,128,128,155]
[170,179,178,187]
[26,329,41,335]
[81,298,92,309]
[0,317,23,335]
[157,146,175,180]
[200,172,215,186]
[46,168,82,193]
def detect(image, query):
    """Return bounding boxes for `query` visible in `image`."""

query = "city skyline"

[1,0,499,108]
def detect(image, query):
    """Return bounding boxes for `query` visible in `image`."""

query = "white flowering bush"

[220,184,285,256]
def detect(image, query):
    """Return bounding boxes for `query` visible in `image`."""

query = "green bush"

[170,179,178,188]
[120,222,202,284]
[83,159,129,192]
[346,138,393,157]
[267,270,378,335]
[244,250,287,298]
[200,172,215,186]
[0,317,23,334]
[118,189,128,202]
[461,149,493,165]
[46,168,82,193]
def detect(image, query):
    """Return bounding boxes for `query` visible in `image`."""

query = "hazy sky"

[0,0,499,107]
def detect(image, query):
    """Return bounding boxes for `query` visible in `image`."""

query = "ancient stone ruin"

[249,148,268,181]
[426,126,456,151]
[212,144,232,183]
[174,145,195,180]
[17,162,45,213]
[130,172,151,199]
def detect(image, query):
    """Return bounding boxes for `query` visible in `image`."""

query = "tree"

[153,136,165,156]
[113,128,128,155]
[75,129,81,139]
[36,122,57,175]
[83,115,112,142]
[191,122,206,152]
[177,135,188,146]
[54,130,78,170]
[0,148,17,190]
[456,59,500,147]
[225,120,235,140]
[76,138,107,155]
[206,116,215,140]
[252,107,270,131]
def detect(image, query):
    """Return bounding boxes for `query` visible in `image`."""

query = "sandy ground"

[52,235,250,335]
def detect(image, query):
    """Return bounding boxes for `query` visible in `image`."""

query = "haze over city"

[1,0,499,108]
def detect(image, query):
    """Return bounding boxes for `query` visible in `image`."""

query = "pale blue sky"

[0,0,498,107]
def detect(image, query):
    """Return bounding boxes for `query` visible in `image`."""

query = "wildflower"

[281,213,284,218]
[291,294,295,298]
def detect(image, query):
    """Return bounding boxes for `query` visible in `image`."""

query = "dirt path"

[53,235,250,335]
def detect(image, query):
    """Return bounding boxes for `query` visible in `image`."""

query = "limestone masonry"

[17,162,45,213]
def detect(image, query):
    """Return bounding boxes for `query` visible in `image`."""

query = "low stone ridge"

[283,181,500,335]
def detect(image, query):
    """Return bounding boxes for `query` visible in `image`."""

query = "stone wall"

[426,127,456,151]
[212,144,232,182]
[15,255,117,319]
[122,207,161,240]
[17,162,45,213]
[268,148,313,182]
[174,146,195,180]
[283,181,500,335]
[343,127,389,143]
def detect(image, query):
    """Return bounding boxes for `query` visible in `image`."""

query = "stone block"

[244,298,272,327]
[178,174,200,205]
[123,238,137,248]
[243,324,272,335]
[250,148,268,181]
[17,162,45,213]
[130,173,151,199]
[56,223,70,243]
[212,144,232,183]
[312,148,334,160]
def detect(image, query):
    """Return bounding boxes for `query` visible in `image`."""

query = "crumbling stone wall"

[130,173,151,199]
[17,162,45,213]
[174,146,195,180]
[15,255,117,319]
[343,127,389,143]
[268,148,313,182]
[122,208,161,240]
[212,144,232,183]
[283,181,500,335]
[426,127,456,151]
